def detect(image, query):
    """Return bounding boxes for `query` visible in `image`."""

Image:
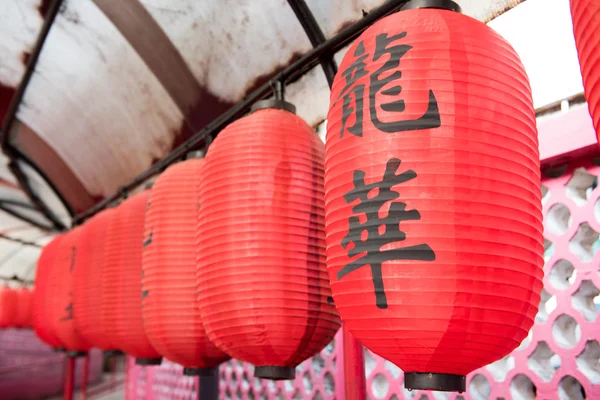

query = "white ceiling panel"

[0,0,43,87]
[17,0,183,198]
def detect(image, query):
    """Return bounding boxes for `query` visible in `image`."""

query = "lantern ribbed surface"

[196,107,341,377]
[571,0,600,135]
[15,287,32,328]
[49,228,90,352]
[73,208,115,350]
[0,286,17,328]
[33,235,64,348]
[142,159,229,369]
[104,192,160,360]
[324,8,544,384]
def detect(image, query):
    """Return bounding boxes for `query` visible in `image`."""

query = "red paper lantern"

[15,287,32,328]
[324,3,543,392]
[33,235,65,348]
[73,208,116,350]
[142,158,229,373]
[571,0,600,136]
[196,102,341,380]
[0,286,17,328]
[48,228,90,353]
[104,191,161,364]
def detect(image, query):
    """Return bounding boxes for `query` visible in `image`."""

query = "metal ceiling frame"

[0,0,68,232]
[286,0,338,87]
[0,0,410,229]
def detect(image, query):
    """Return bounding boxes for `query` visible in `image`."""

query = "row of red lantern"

[32,108,340,379]
[31,1,546,392]
[0,286,32,329]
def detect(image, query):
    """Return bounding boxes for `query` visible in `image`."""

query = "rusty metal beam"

[74,0,410,224]
[92,0,204,131]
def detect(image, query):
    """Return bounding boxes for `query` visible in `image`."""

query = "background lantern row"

[0,285,32,329]
[31,103,340,381]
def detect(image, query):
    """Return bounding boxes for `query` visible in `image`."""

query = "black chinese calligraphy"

[370,32,441,133]
[336,31,441,138]
[69,246,76,272]
[60,303,73,321]
[60,246,77,321]
[338,41,368,138]
[339,158,435,309]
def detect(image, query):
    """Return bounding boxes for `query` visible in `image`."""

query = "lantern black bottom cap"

[104,349,124,357]
[183,367,218,377]
[254,366,295,380]
[67,351,87,358]
[135,357,162,366]
[404,372,466,393]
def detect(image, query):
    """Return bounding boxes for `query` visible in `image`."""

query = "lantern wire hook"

[273,79,285,101]
[252,77,296,114]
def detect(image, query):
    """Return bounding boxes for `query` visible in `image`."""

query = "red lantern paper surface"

[196,107,341,379]
[571,0,600,136]
[104,192,160,361]
[73,208,116,350]
[142,159,229,370]
[15,287,32,328]
[48,228,90,352]
[0,286,17,328]
[33,235,64,348]
[324,8,544,384]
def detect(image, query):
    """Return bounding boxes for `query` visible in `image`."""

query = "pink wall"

[0,329,104,399]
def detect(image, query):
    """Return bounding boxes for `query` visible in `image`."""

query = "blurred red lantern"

[33,235,65,348]
[142,157,229,373]
[73,208,116,350]
[570,0,600,136]
[197,102,341,380]
[104,191,161,364]
[0,286,17,328]
[48,228,90,354]
[324,2,543,392]
[14,287,32,328]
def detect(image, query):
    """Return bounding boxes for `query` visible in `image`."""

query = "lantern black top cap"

[401,0,462,12]
[251,99,296,114]
[251,79,296,114]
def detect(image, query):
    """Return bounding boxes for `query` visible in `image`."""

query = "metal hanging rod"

[73,0,409,224]
[0,275,35,285]
[0,233,43,248]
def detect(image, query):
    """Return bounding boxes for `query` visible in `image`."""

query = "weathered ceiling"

[0,0,524,280]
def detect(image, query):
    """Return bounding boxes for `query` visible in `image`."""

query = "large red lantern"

[73,208,116,350]
[324,2,543,392]
[48,228,90,354]
[570,0,600,136]
[142,157,229,374]
[0,286,17,328]
[104,191,161,364]
[15,287,32,328]
[196,101,341,380]
[33,235,65,348]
